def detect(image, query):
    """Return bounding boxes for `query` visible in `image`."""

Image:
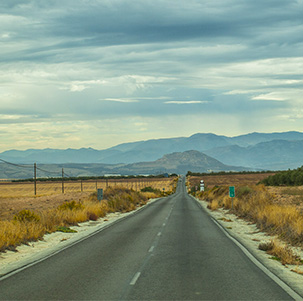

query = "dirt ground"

[0,192,92,221]
[188,173,275,189]
[267,186,303,211]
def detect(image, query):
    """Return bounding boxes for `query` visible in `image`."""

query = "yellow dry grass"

[0,177,177,220]
[199,184,303,247]
[0,178,174,198]
[0,178,178,252]
[259,240,302,265]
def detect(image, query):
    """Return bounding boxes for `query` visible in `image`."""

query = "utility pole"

[34,163,37,196]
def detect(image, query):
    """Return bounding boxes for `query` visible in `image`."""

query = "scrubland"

[0,177,173,198]
[0,178,175,220]
[0,177,178,253]
[190,177,303,266]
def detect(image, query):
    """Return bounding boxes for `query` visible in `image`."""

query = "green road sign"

[97,188,103,201]
[229,186,235,198]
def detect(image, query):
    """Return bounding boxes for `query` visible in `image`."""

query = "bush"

[259,240,302,265]
[13,210,40,223]
[236,186,253,199]
[261,166,303,186]
[141,186,160,193]
[58,200,84,211]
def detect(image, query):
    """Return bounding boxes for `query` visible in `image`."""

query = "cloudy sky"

[0,0,302,151]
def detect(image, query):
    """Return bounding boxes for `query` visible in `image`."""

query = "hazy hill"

[0,150,248,179]
[204,139,303,170]
[1,131,303,171]
[116,150,247,175]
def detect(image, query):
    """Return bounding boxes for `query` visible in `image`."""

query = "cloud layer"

[0,0,302,151]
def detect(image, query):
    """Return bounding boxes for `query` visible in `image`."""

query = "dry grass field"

[0,178,175,221]
[189,173,303,263]
[188,173,276,189]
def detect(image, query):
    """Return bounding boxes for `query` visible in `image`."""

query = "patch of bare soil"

[0,192,92,221]
[267,186,303,211]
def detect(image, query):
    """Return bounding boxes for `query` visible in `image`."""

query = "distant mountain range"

[0,151,247,179]
[1,131,303,178]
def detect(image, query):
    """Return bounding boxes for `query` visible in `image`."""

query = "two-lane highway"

[0,177,298,300]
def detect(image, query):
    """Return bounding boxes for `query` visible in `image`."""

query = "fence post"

[34,163,37,195]
[62,168,64,194]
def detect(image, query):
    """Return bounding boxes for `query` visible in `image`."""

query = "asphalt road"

[0,177,297,300]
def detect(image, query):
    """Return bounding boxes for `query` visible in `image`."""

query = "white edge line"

[190,195,303,300]
[130,272,141,285]
[0,197,165,281]
[212,218,303,300]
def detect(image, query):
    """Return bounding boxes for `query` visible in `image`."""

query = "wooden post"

[34,163,37,196]
[62,168,64,194]
[81,180,83,192]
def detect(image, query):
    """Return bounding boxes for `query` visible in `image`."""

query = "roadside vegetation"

[192,181,303,265]
[197,185,303,246]
[0,186,165,253]
[260,166,303,186]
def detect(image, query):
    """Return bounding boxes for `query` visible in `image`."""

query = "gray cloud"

[0,0,302,151]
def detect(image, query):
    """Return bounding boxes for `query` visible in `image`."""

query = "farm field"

[0,177,175,221]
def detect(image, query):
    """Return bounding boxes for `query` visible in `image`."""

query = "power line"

[0,158,74,178]
[36,166,62,176]
[0,158,32,168]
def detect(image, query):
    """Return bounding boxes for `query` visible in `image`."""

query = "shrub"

[236,186,253,199]
[259,240,302,265]
[58,200,84,211]
[13,210,40,223]
[261,166,303,186]
[87,212,98,221]
[141,186,155,192]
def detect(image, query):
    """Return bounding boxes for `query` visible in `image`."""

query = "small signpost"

[200,180,205,192]
[229,186,235,209]
[97,188,103,202]
[229,186,235,198]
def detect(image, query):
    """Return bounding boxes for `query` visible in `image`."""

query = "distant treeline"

[186,170,274,177]
[12,173,178,183]
[260,166,303,186]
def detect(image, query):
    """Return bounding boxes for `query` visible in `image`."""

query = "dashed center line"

[157,232,162,236]
[130,272,141,285]
[149,246,155,253]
